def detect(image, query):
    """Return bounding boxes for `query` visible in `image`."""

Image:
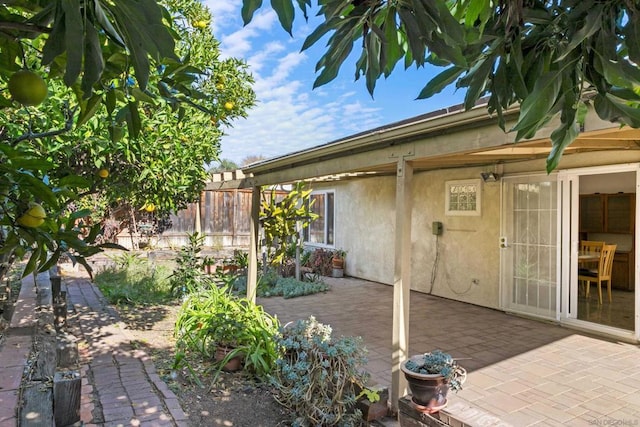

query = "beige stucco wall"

[308,165,502,309]
[307,150,640,312]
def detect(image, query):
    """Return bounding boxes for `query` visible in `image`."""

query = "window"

[303,191,334,245]
[445,179,481,216]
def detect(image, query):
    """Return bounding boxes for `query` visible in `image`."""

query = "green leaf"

[417,66,464,99]
[77,94,102,127]
[37,249,63,274]
[42,7,66,65]
[465,0,489,28]
[271,0,294,36]
[556,5,603,62]
[594,93,640,128]
[242,0,264,25]
[58,175,91,188]
[81,23,105,96]
[131,87,157,104]
[106,88,116,115]
[93,0,125,46]
[22,246,42,278]
[546,111,579,172]
[126,101,142,139]
[511,71,563,140]
[9,158,54,170]
[302,19,336,51]
[61,0,84,86]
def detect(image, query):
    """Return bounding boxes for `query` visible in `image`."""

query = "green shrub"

[174,285,280,378]
[271,316,369,426]
[267,277,329,298]
[95,254,172,305]
[170,232,215,297]
[233,274,330,299]
[307,248,334,276]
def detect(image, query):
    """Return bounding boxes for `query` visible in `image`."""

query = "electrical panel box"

[432,221,443,235]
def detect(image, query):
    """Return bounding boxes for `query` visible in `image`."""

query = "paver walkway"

[63,273,188,426]
[259,277,640,427]
[0,269,187,427]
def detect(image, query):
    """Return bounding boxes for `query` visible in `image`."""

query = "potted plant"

[174,285,280,377]
[400,350,466,414]
[332,249,346,269]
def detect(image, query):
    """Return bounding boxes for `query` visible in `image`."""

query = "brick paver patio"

[259,277,640,426]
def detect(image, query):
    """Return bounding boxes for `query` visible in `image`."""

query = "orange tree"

[0,0,255,280]
[244,0,640,172]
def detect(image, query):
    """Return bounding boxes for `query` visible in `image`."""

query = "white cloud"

[203,0,386,164]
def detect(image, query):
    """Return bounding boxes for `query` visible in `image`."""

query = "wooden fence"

[116,187,287,250]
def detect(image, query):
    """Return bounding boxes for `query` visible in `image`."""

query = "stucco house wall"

[307,149,640,312]
[309,165,502,309]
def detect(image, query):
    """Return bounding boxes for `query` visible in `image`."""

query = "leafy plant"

[260,182,318,270]
[267,277,330,299]
[0,0,255,284]
[94,256,173,305]
[403,350,466,392]
[174,285,280,378]
[243,0,640,172]
[307,248,334,276]
[270,316,370,426]
[233,275,329,299]
[169,232,214,297]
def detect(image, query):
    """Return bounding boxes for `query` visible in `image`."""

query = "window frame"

[303,189,335,247]
[445,179,482,216]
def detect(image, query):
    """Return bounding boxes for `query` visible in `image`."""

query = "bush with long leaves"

[174,285,280,378]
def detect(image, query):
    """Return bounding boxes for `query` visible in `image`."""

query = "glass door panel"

[502,177,559,319]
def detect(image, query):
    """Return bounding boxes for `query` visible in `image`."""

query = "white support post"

[247,186,261,303]
[391,158,413,413]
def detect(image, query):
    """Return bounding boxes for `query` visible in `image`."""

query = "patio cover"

[231,101,640,412]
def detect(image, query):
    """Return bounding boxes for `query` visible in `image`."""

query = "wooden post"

[53,291,67,331]
[391,158,413,413]
[246,186,261,303]
[53,370,81,426]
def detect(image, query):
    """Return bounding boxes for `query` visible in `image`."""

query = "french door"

[501,175,560,319]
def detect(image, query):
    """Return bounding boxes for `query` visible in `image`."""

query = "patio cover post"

[195,193,202,234]
[391,158,413,413]
[247,186,261,303]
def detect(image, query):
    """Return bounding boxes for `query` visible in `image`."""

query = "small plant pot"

[332,258,344,269]
[332,268,344,278]
[402,371,449,413]
[214,346,244,372]
[400,355,465,414]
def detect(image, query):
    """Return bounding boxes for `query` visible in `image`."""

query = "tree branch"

[10,103,78,145]
[0,21,50,34]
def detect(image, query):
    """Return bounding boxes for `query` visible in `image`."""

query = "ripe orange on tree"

[8,70,48,106]
[17,203,46,228]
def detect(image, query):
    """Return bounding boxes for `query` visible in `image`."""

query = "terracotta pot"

[332,257,344,269]
[214,346,244,372]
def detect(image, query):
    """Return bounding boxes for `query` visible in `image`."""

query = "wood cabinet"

[579,193,635,234]
[612,251,635,291]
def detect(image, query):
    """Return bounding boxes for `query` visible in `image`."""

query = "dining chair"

[578,244,617,304]
[578,240,605,296]
[580,240,605,258]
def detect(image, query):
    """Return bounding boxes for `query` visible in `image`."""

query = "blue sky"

[205,1,466,164]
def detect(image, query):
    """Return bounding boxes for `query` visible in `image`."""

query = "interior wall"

[579,172,636,194]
